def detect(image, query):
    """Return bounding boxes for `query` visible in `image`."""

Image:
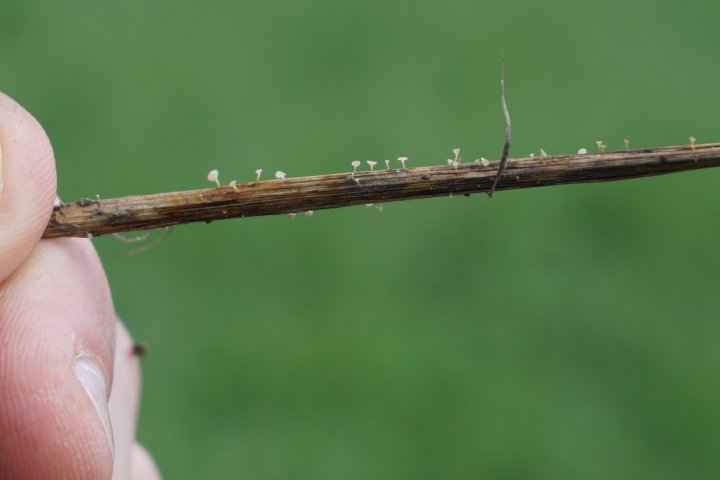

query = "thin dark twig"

[488,51,511,198]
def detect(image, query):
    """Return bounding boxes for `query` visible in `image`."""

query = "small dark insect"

[132,342,148,357]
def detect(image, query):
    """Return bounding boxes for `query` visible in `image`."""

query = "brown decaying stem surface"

[44,143,720,239]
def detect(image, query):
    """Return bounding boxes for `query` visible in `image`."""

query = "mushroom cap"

[207,169,219,182]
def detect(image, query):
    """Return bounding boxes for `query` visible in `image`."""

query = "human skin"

[0,92,161,479]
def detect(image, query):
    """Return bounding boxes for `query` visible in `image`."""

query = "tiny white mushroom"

[452,147,461,163]
[690,136,697,149]
[255,169,263,181]
[207,169,221,187]
[398,156,408,168]
[288,212,297,219]
[367,160,377,171]
[447,159,454,166]
[540,149,548,157]
[275,171,286,179]
[351,161,362,185]
[577,148,588,155]
[481,157,490,167]
[384,159,390,170]
[595,140,606,154]
[229,180,238,192]
[305,210,314,217]
[624,139,630,151]
[529,153,535,159]
[351,160,361,175]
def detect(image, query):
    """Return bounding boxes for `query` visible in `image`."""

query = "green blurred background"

[3,0,720,478]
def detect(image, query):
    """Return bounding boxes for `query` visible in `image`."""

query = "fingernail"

[73,355,114,453]
[0,140,4,194]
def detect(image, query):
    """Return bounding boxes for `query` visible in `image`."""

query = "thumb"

[0,93,117,478]
[0,92,57,281]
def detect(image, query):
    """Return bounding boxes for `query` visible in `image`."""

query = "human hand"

[0,93,161,479]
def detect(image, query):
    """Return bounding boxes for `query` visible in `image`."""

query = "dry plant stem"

[44,143,720,239]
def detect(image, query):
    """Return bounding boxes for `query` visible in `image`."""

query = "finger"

[0,91,56,282]
[110,321,142,480]
[0,93,117,479]
[0,237,117,479]
[131,444,163,480]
